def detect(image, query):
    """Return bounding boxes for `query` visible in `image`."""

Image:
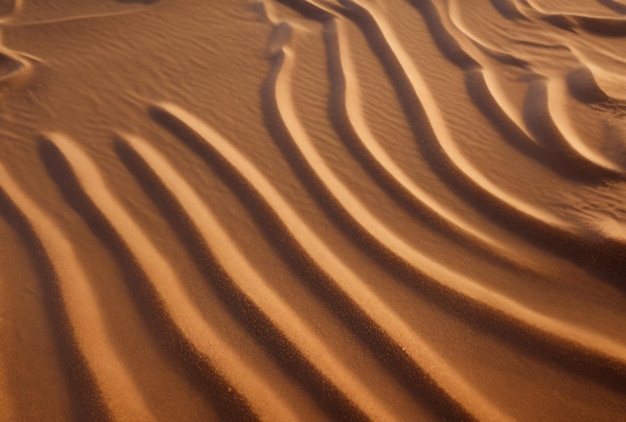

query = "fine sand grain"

[1,0,626,420]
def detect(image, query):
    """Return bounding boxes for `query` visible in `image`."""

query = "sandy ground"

[1,0,626,420]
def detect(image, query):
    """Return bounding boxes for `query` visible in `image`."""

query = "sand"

[0,0,625,420]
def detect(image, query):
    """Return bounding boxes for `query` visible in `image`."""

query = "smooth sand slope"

[1,0,626,420]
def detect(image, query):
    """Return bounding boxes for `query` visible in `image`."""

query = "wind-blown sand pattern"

[1,0,626,420]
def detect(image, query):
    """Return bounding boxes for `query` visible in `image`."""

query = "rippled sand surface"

[1,0,626,420]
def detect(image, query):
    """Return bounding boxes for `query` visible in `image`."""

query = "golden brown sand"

[1,0,626,420]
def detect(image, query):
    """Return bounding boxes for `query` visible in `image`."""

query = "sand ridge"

[1,0,626,420]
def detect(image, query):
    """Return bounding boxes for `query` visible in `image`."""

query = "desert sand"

[0,0,625,420]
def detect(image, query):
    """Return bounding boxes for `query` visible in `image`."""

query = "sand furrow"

[340,0,574,228]
[0,48,30,89]
[405,0,535,132]
[523,77,624,177]
[322,16,552,278]
[600,0,626,14]
[428,0,626,184]
[39,134,272,422]
[489,0,528,19]
[337,0,626,286]
[2,0,626,419]
[116,133,382,421]
[420,0,626,182]
[0,163,126,421]
[0,0,21,18]
[565,64,625,104]
[151,101,531,421]
[405,0,480,69]
[463,68,550,161]
[522,0,626,35]
[238,6,626,392]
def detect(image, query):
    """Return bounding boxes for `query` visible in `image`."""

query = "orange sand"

[1,0,626,420]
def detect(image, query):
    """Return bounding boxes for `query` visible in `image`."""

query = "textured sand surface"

[1,0,626,420]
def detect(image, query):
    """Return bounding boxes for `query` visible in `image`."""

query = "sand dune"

[1,0,626,420]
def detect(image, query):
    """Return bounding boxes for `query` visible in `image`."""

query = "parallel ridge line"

[116,133,376,421]
[322,15,556,279]
[339,0,626,286]
[40,134,263,422]
[427,0,625,181]
[257,0,626,392]
[151,102,506,422]
[0,163,115,422]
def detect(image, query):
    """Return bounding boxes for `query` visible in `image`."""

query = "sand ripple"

[1,0,626,420]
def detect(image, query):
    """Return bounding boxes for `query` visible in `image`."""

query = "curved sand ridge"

[0,2,32,91]
[1,0,626,420]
